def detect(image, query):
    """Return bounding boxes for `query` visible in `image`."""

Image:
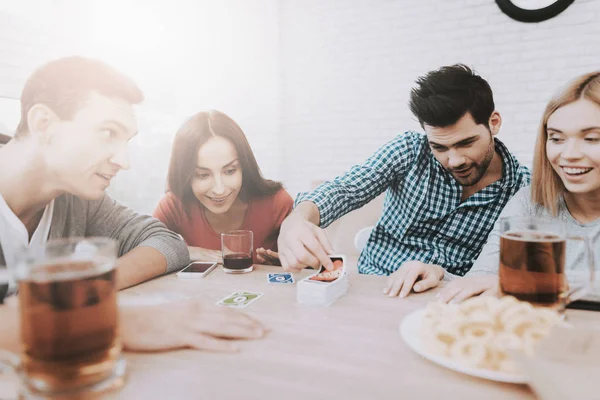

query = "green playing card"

[217,291,264,308]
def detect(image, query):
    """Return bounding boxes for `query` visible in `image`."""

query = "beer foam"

[26,256,115,282]
[502,230,564,242]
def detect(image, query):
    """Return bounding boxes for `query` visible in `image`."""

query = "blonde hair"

[531,72,600,215]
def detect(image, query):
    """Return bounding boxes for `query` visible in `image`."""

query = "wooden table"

[113,264,600,400]
[1,264,598,399]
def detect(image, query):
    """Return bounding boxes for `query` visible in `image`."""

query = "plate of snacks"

[399,296,562,384]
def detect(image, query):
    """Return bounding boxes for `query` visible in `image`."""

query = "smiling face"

[191,136,243,214]
[546,99,600,197]
[425,111,501,187]
[41,91,137,199]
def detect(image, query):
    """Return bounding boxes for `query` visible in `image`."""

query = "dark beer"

[499,231,566,307]
[18,260,120,393]
[223,253,253,271]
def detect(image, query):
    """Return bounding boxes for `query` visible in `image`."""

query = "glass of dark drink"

[221,230,254,274]
[499,217,594,314]
[5,237,125,398]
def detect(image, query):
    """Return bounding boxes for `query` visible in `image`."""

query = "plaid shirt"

[296,131,531,276]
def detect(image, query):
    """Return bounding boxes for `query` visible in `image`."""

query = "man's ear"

[27,104,59,143]
[488,111,502,136]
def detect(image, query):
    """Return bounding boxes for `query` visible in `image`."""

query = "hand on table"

[383,261,444,298]
[120,298,268,353]
[256,248,281,266]
[277,215,334,272]
[435,275,499,304]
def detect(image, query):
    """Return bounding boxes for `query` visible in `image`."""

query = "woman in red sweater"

[153,110,293,264]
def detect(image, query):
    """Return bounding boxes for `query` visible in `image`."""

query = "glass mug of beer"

[0,237,125,398]
[499,217,595,314]
[221,230,254,274]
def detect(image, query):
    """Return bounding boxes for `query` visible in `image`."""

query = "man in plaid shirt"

[278,64,531,298]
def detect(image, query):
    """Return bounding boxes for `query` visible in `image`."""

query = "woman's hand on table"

[120,298,268,353]
[256,248,281,266]
[383,261,444,298]
[435,275,498,303]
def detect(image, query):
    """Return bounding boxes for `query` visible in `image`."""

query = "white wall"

[278,0,600,195]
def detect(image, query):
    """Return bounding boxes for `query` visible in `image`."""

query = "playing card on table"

[217,291,264,308]
[297,255,348,306]
[267,272,294,284]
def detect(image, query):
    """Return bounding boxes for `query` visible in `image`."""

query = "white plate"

[399,308,528,384]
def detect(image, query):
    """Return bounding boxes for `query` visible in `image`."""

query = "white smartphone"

[176,261,218,279]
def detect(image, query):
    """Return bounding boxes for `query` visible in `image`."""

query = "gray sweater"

[0,192,189,274]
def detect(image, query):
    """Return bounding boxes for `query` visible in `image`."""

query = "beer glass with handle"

[0,237,125,398]
[499,217,595,315]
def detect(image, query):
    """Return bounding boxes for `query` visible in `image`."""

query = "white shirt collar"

[0,193,54,291]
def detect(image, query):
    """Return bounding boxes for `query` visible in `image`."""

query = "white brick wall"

[0,1,87,99]
[279,0,600,196]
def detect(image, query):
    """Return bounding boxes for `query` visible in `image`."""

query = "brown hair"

[15,56,143,137]
[531,71,600,215]
[166,110,282,206]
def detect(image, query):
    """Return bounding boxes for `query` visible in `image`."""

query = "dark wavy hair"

[167,110,282,206]
[409,64,495,128]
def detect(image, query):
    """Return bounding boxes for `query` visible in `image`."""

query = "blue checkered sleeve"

[295,132,421,228]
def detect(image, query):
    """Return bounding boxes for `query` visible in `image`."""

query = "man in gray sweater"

[0,56,189,291]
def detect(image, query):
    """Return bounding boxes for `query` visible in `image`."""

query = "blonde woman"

[437,71,600,303]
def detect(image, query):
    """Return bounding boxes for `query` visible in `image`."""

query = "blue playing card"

[267,272,294,284]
